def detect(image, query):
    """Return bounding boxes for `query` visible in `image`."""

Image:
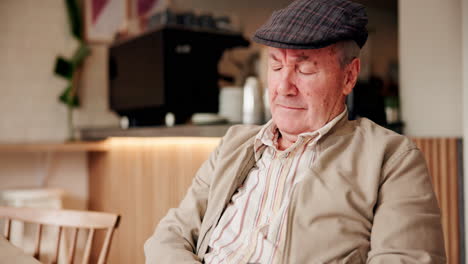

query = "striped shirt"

[204,109,347,264]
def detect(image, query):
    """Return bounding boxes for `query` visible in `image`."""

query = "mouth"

[276,104,306,110]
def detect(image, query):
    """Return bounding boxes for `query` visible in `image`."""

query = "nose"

[277,67,297,96]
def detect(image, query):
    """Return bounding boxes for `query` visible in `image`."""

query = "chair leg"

[33,224,42,260]
[68,228,78,264]
[82,228,95,264]
[3,219,11,240]
[52,226,63,264]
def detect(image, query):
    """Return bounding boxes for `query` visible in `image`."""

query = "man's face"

[267,45,356,136]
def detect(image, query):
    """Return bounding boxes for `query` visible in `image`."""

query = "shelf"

[80,125,232,140]
[0,125,232,152]
[0,141,110,152]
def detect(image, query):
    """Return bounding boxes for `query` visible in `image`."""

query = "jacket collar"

[253,107,349,161]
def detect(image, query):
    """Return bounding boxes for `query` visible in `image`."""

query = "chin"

[274,119,306,135]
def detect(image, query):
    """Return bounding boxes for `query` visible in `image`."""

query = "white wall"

[399,0,463,137]
[0,152,88,210]
[0,0,95,209]
[0,0,73,142]
[0,0,119,142]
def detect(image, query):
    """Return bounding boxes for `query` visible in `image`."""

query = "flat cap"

[253,0,368,49]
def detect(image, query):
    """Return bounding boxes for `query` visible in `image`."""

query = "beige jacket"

[144,117,446,264]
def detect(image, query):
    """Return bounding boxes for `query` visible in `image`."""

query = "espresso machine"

[108,26,249,127]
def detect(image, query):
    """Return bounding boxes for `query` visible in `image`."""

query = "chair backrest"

[0,206,120,264]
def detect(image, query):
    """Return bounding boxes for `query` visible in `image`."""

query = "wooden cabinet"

[412,138,462,264]
[87,138,220,263]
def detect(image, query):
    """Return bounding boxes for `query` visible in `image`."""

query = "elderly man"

[145,0,446,263]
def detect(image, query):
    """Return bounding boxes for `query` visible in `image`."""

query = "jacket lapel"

[197,139,257,257]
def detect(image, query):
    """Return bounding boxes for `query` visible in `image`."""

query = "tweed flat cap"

[253,0,368,49]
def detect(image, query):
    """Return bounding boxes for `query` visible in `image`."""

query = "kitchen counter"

[80,124,232,140]
[0,141,109,152]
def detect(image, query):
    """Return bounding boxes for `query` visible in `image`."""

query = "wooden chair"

[0,206,120,264]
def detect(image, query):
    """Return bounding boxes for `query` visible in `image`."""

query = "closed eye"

[299,70,317,75]
[298,66,317,75]
[271,64,283,71]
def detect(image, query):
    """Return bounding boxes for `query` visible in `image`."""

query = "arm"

[144,139,222,264]
[367,148,447,263]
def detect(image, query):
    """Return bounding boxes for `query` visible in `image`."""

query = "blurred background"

[0,0,467,263]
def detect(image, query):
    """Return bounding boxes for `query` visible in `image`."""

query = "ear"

[342,58,360,95]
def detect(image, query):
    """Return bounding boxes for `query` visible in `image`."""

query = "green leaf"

[54,57,74,80]
[71,42,91,67]
[65,0,82,40]
[59,85,80,107]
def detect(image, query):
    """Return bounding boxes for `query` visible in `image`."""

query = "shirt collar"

[253,107,348,161]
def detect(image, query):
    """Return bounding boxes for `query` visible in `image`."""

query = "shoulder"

[322,117,418,167]
[354,118,415,146]
[352,118,418,163]
[216,124,262,153]
[222,124,262,144]
[224,124,263,137]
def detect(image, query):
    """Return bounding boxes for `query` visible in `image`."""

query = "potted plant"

[53,0,90,141]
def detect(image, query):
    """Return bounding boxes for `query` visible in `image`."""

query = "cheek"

[298,77,338,107]
[267,69,277,86]
[267,72,279,96]
[297,77,327,98]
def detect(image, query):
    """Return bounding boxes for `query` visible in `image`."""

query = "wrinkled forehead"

[267,46,339,63]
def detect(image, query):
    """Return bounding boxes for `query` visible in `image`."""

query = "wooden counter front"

[88,138,220,263]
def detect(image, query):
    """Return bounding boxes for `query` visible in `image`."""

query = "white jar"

[219,86,243,123]
[243,76,264,124]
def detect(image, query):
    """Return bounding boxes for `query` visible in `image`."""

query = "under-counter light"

[106,137,221,147]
